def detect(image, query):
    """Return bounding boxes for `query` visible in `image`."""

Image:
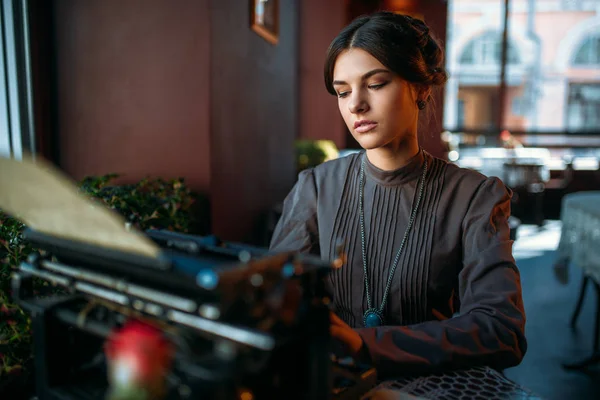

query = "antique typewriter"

[13,228,377,400]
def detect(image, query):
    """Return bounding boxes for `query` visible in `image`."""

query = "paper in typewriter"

[0,154,160,258]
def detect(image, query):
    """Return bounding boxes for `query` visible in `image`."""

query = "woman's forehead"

[333,49,387,81]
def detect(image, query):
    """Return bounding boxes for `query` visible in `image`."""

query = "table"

[362,367,541,399]
[554,191,600,369]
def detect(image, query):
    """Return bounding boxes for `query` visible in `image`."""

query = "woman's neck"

[365,139,420,171]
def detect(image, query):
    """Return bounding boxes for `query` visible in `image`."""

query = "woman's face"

[332,48,424,152]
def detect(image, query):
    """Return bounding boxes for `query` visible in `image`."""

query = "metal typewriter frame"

[12,231,376,400]
[13,232,330,400]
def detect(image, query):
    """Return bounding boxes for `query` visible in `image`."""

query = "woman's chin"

[353,136,385,150]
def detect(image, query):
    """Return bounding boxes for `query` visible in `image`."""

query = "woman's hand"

[330,311,364,356]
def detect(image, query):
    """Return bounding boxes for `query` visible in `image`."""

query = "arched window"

[567,83,600,132]
[572,34,600,66]
[459,31,520,65]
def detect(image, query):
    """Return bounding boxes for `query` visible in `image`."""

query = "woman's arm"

[354,177,527,378]
[269,168,320,255]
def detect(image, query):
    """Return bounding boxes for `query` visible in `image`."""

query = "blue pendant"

[363,309,384,328]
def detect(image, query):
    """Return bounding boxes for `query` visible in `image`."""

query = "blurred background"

[0,0,599,398]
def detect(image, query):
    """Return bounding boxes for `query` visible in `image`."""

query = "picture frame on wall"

[250,0,279,45]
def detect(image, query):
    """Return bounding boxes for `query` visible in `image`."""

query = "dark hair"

[324,11,448,99]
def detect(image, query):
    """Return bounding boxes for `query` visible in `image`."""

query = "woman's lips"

[354,121,378,133]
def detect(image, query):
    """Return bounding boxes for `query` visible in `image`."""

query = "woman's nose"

[348,93,369,115]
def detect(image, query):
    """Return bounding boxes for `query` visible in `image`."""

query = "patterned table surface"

[362,367,542,400]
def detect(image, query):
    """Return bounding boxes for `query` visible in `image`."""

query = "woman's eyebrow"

[332,69,391,86]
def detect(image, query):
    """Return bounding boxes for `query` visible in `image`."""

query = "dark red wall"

[209,0,298,242]
[29,1,55,161]
[299,0,346,148]
[52,0,212,190]
[48,0,298,243]
[34,0,446,242]
[54,0,210,190]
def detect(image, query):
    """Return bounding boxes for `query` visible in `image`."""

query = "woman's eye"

[337,91,349,98]
[368,82,387,90]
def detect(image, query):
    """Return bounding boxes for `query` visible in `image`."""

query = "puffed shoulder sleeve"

[458,177,527,364]
[356,177,527,377]
[269,168,320,255]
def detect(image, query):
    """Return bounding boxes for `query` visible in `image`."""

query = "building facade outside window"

[444,0,600,134]
[573,34,600,66]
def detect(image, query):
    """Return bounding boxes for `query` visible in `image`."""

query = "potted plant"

[0,173,203,398]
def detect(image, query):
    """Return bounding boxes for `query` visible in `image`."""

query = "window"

[445,0,600,134]
[457,99,465,128]
[573,35,600,66]
[459,31,520,66]
[512,96,525,117]
[567,84,600,132]
[0,0,35,159]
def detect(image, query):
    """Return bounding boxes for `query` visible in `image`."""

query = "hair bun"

[430,67,449,86]
[404,15,448,86]
[404,16,431,53]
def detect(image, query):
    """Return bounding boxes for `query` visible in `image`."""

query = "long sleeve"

[355,177,527,378]
[269,168,320,255]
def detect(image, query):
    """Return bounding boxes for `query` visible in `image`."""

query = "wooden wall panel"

[299,0,346,148]
[209,0,299,243]
[53,0,212,192]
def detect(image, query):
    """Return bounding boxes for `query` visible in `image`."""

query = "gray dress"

[269,149,527,379]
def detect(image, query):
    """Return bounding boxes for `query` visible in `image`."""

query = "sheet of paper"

[0,154,160,258]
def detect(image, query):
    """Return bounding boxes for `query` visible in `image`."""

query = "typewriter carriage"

[13,229,335,400]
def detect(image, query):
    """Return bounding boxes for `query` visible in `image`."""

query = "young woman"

[270,11,527,378]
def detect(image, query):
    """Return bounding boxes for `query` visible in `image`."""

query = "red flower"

[104,320,174,400]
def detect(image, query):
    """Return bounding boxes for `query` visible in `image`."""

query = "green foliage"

[79,174,198,233]
[295,140,339,174]
[0,173,199,389]
[0,212,34,380]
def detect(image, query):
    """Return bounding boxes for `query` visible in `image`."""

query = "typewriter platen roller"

[13,228,377,400]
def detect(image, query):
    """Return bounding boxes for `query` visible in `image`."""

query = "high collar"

[361,148,427,186]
